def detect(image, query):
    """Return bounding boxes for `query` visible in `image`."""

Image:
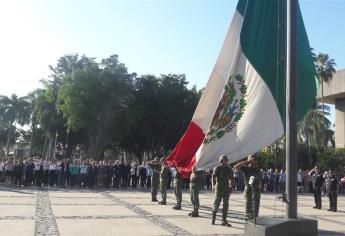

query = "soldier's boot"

[152,194,158,202]
[173,205,181,210]
[158,201,166,205]
[191,206,199,217]
[221,214,231,227]
[188,206,195,216]
[211,211,217,225]
[173,201,181,210]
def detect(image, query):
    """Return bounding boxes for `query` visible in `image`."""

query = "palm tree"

[27,89,45,156]
[298,101,333,151]
[0,94,32,157]
[315,53,336,119]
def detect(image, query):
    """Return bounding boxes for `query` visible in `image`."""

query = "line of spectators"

[0,157,344,195]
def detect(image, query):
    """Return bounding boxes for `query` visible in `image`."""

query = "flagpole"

[286,0,298,219]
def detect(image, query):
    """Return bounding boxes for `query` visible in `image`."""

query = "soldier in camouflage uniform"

[147,157,161,202]
[172,167,183,210]
[189,167,201,217]
[211,155,234,227]
[159,158,170,205]
[234,155,262,221]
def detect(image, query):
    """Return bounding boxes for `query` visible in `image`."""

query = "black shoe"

[174,205,181,210]
[328,209,332,211]
[221,221,231,227]
[158,201,166,205]
[211,211,216,225]
[191,212,199,217]
[152,199,158,202]
[313,206,318,209]
[188,212,194,216]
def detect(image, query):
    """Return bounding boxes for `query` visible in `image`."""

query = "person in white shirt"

[49,160,58,187]
[79,162,89,188]
[297,169,304,193]
[43,159,49,186]
[146,164,153,189]
[34,159,42,187]
[0,160,4,183]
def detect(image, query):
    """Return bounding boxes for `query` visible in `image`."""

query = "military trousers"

[151,174,159,200]
[190,187,200,207]
[174,177,183,205]
[244,186,260,220]
[213,190,230,220]
[328,191,337,211]
[160,178,167,202]
[314,188,322,209]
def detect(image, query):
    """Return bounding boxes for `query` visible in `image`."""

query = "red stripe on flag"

[166,121,205,178]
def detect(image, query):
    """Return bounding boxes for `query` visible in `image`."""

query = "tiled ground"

[0,186,344,236]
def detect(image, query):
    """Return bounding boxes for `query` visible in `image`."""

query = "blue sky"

[0,0,344,123]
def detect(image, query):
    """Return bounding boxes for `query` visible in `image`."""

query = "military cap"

[219,155,228,163]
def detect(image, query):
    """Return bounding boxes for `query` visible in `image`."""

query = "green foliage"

[316,148,345,172]
[120,74,200,160]
[0,94,32,156]
[298,101,333,151]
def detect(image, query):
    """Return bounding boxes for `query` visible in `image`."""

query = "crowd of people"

[0,156,344,224]
[0,157,154,189]
[0,157,344,195]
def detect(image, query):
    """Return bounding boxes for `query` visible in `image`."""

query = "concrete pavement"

[0,186,344,236]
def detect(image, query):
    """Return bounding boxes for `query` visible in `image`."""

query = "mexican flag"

[166,0,318,177]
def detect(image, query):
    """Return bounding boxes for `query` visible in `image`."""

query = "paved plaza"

[0,186,344,236]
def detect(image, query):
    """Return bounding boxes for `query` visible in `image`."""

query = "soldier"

[308,166,324,209]
[211,155,234,227]
[189,167,201,217]
[147,157,161,202]
[234,155,262,221]
[159,158,170,205]
[328,170,339,212]
[172,166,183,210]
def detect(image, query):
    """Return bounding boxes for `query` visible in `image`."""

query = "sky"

[0,0,344,124]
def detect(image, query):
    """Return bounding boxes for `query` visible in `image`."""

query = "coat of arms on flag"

[204,75,247,145]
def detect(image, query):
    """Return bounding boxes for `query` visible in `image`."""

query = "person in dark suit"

[308,166,324,209]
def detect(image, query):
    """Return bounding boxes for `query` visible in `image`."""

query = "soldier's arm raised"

[308,168,315,176]
[146,160,154,165]
[234,159,249,171]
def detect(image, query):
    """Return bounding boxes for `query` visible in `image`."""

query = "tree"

[298,101,333,150]
[120,74,200,162]
[0,94,31,157]
[57,54,134,159]
[315,53,336,119]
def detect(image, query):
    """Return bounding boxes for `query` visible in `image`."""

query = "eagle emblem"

[203,74,247,144]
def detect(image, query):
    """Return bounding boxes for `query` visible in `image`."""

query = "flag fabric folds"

[166,0,318,178]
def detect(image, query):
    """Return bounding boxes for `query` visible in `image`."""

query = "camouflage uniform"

[173,170,183,210]
[212,157,233,226]
[241,165,261,220]
[149,162,161,202]
[189,170,201,217]
[159,164,170,205]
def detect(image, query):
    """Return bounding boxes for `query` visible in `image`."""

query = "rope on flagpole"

[274,0,286,218]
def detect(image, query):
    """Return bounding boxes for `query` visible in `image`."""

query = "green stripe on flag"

[239,0,317,124]
[236,0,248,16]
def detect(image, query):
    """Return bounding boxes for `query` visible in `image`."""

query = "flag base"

[244,216,317,236]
